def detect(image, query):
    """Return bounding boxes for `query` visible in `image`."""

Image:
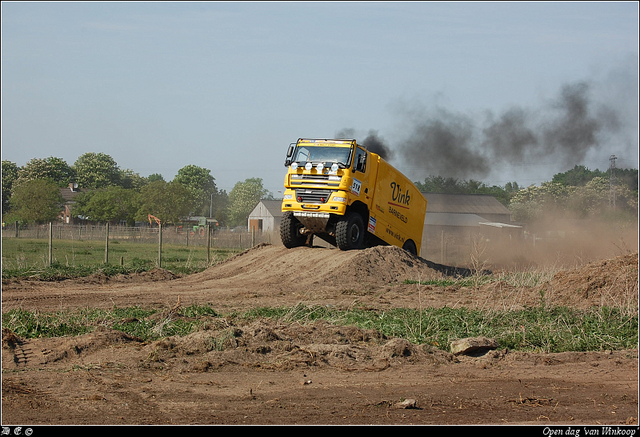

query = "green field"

[1,237,241,279]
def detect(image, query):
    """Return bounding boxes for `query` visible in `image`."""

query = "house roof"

[59,186,85,203]
[250,200,283,218]
[425,213,488,227]
[422,193,511,215]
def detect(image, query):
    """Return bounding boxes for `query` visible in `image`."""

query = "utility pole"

[609,154,617,209]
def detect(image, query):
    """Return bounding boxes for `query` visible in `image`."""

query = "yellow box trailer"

[280,138,427,255]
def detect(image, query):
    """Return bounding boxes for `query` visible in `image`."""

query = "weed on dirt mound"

[543,252,638,310]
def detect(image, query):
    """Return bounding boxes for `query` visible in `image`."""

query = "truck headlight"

[283,194,293,200]
[333,196,347,203]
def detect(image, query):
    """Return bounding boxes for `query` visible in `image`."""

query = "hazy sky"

[2,1,638,196]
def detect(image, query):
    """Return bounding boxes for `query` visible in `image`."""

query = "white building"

[247,200,283,233]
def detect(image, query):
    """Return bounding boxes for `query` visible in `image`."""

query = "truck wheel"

[402,239,417,256]
[336,212,365,250]
[281,212,306,248]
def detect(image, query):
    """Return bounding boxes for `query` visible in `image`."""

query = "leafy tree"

[610,168,638,196]
[172,165,217,216]
[2,160,19,213]
[227,178,272,226]
[135,180,194,225]
[508,182,576,222]
[552,165,638,194]
[148,173,165,183]
[14,156,75,188]
[552,165,607,187]
[509,178,637,221]
[73,152,121,189]
[414,176,464,194]
[10,156,75,204]
[211,189,229,225]
[504,181,520,193]
[120,169,149,190]
[414,175,518,206]
[8,178,65,224]
[73,187,140,225]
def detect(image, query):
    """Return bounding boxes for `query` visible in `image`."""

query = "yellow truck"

[280,138,427,255]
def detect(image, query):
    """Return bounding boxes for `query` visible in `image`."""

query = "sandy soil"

[2,244,638,426]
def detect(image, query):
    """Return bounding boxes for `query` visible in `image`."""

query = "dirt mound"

[0,318,462,374]
[543,251,638,309]
[326,245,474,286]
[2,326,143,369]
[191,243,448,287]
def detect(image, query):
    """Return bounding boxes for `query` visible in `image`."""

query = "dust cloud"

[421,210,639,271]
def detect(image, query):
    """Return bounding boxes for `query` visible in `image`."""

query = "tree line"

[2,153,637,227]
[414,165,638,222]
[2,153,273,227]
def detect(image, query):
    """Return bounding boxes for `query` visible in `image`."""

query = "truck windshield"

[293,146,352,166]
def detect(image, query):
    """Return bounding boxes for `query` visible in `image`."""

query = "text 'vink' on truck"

[280,138,427,255]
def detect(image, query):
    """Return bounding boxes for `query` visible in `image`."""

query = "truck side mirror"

[284,143,295,166]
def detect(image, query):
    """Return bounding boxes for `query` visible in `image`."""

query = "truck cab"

[280,138,426,255]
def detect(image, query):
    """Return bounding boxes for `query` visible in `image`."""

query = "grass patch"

[1,238,241,279]
[3,303,636,353]
[2,304,220,342]
[236,303,638,353]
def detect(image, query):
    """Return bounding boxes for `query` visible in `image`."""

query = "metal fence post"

[158,222,163,268]
[48,222,53,267]
[206,224,211,265]
[104,223,109,264]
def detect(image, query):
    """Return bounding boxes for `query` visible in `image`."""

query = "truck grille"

[293,174,330,181]
[295,189,333,204]
[290,174,341,187]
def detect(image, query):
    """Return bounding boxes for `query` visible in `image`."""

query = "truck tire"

[402,239,417,256]
[281,212,306,248]
[336,212,365,250]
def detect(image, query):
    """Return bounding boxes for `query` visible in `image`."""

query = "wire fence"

[2,223,281,268]
[2,223,280,248]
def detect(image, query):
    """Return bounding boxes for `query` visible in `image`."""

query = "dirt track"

[2,244,638,425]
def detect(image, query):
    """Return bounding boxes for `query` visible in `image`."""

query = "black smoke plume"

[334,128,394,161]
[394,80,624,181]
[362,130,393,161]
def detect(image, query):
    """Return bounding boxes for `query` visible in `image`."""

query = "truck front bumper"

[281,189,348,217]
